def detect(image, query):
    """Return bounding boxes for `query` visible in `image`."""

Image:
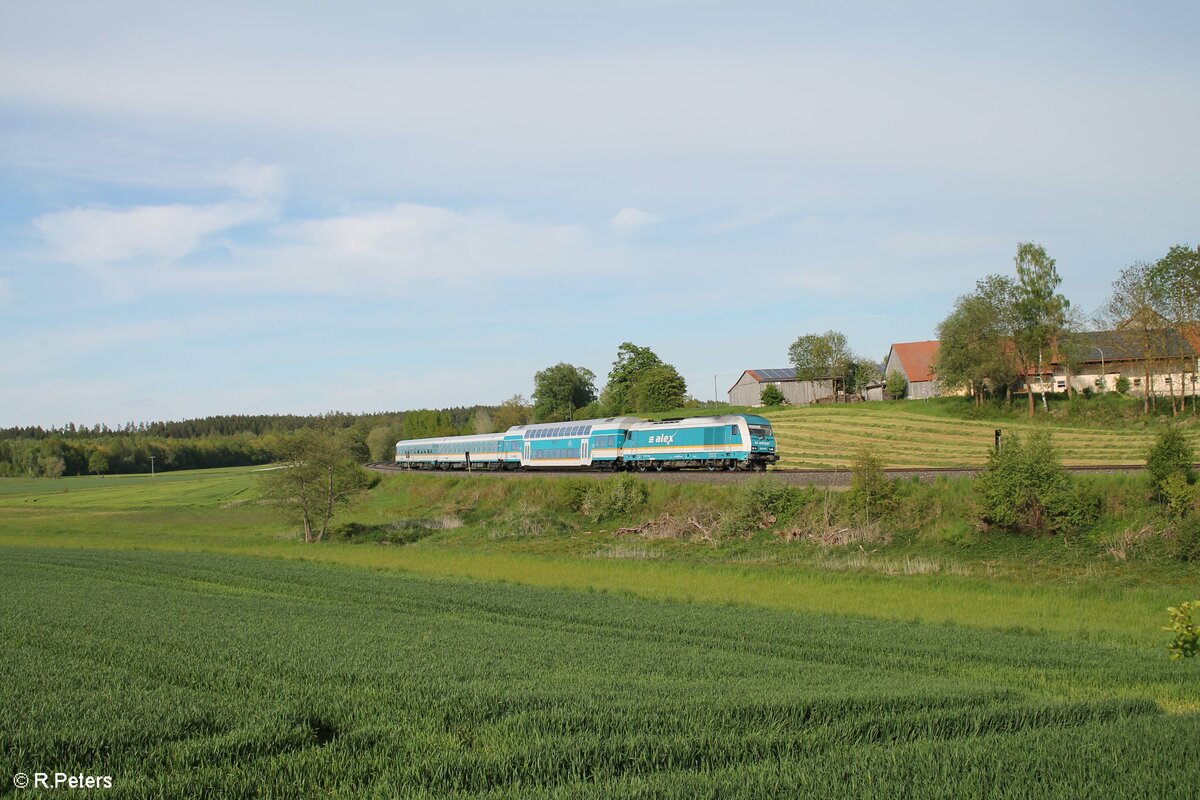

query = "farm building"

[884,341,942,399]
[1026,329,1199,397]
[727,368,836,407]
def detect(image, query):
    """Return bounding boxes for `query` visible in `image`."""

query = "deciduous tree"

[1105,261,1170,414]
[259,429,375,543]
[605,343,664,414]
[634,364,687,412]
[884,371,908,400]
[1012,243,1070,417]
[788,331,852,401]
[1149,244,1200,415]
[533,363,597,422]
[88,450,108,477]
[493,394,532,430]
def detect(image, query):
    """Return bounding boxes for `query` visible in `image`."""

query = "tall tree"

[366,422,404,463]
[88,450,109,477]
[471,409,495,434]
[1149,244,1200,415]
[634,364,688,412]
[847,356,884,397]
[1055,306,1092,399]
[605,343,664,414]
[532,363,597,422]
[1105,261,1169,414]
[934,275,1020,404]
[259,429,374,543]
[1012,243,1069,416]
[403,409,458,439]
[788,330,853,401]
[492,394,532,430]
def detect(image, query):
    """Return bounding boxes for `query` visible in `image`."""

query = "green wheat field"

[2,466,1199,797]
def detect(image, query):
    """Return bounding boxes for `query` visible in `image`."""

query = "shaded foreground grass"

[3,547,1199,798]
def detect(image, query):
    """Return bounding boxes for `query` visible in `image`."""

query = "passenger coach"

[395,414,778,471]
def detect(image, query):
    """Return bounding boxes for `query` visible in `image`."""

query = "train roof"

[395,431,506,445]
[630,414,771,427]
[507,416,642,435]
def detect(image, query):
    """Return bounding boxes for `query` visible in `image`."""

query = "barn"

[727,368,836,407]
[884,341,941,399]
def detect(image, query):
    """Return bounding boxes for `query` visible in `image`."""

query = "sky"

[2,1,1198,428]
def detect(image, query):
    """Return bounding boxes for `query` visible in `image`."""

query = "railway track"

[366,461,1165,487]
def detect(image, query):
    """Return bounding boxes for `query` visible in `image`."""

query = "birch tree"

[1012,243,1069,417]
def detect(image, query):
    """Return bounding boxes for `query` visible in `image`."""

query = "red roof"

[890,341,940,383]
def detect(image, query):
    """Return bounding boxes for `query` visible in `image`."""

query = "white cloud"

[33,199,275,264]
[210,203,596,293]
[610,206,659,232]
[217,161,286,198]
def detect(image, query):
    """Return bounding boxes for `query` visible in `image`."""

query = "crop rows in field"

[767,406,1200,468]
[3,547,1198,798]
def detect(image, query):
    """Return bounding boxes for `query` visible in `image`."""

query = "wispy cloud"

[611,206,659,233]
[216,161,286,199]
[33,200,275,264]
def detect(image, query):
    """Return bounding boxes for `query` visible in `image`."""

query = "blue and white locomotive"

[394,414,779,472]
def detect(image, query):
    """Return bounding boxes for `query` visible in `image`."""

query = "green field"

[2,468,1199,796]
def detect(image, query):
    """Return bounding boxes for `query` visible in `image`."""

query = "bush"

[1146,427,1196,501]
[846,446,895,521]
[885,371,908,400]
[759,384,786,407]
[1167,517,1200,563]
[576,474,649,522]
[1115,376,1131,394]
[974,432,1100,535]
[1161,471,1197,518]
[725,477,802,533]
[1164,600,1200,660]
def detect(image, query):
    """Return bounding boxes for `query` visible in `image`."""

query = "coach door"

[581,439,588,464]
[523,441,530,464]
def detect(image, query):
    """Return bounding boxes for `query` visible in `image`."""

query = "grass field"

[3,467,1199,796]
[755,402,1200,469]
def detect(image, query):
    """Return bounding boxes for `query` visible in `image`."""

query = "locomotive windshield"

[749,425,772,438]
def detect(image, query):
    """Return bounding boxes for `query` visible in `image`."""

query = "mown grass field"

[757,402,1200,469]
[3,467,1199,796]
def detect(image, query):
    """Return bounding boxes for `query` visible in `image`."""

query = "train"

[395,414,779,472]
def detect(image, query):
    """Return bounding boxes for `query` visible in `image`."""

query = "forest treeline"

[0,407,496,477]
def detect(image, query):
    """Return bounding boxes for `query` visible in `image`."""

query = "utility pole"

[149,455,155,477]
[713,374,718,411]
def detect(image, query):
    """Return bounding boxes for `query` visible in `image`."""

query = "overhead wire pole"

[689,373,742,412]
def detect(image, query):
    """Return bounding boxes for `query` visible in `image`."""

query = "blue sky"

[2,1,1198,427]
